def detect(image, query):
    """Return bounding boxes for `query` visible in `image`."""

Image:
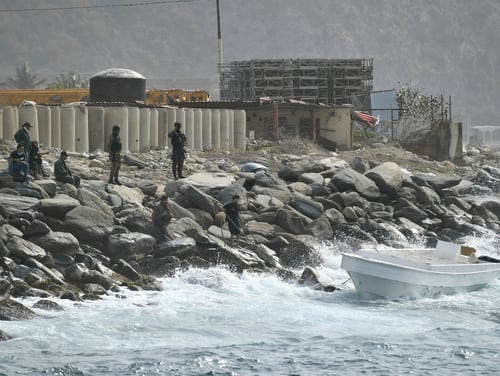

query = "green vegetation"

[1,62,46,89]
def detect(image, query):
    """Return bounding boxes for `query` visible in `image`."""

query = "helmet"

[112,125,120,131]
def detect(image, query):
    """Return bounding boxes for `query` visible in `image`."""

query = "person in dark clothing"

[109,125,122,185]
[14,122,32,161]
[152,195,173,242]
[54,151,80,188]
[9,144,29,182]
[168,121,187,180]
[28,140,49,179]
[223,194,241,247]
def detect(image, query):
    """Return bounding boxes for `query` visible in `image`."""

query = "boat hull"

[341,251,500,300]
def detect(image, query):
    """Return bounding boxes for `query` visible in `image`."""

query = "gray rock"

[0,193,39,216]
[32,299,64,311]
[254,170,285,188]
[7,237,47,260]
[29,231,80,256]
[124,207,155,233]
[113,259,141,282]
[218,182,248,208]
[275,239,322,268]
[39,196,81,219]
[0,298,38,320]
[64,263,89,283]
[82,270,114,290]
[331,168,380,200]
[275,208,311,235]
[365,162,403,199]
[288,181,312,196]
[77,187,114,217]
[290,193,324,220]
[156,237,197,258]
[307,215,333,238]
[298,172,324,185]
[0,224,24,243]
[24,219,52,237]
[179,184,223,216]
[63,206,115,242]
[246,243,282,268]
[104,232,155,261]
[137,179,158,196]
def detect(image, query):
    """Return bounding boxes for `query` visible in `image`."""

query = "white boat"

[341,241,500,300]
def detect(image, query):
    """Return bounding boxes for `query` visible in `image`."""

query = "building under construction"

[219,58,373,105]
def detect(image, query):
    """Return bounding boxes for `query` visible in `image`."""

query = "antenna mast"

[216,0,223,70]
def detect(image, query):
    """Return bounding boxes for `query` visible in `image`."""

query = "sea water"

[1,237,499,376]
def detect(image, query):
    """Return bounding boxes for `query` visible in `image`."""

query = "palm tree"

[2,62,46,89]
[47,72,88,89]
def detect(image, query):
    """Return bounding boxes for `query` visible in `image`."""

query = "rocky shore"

[2,137,500,330]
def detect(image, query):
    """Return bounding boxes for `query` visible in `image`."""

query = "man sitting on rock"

[8,144,29,182]
[54,151,81,188]
[29,140,49,179]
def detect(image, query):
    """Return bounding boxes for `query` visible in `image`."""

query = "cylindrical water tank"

[104,106,129,152]
[88,106,105,152]
[74,103,89,153]
[185,108,194,150]
[228,109,235,150]
[211,109,220,150]
[139,108,150,152]
[19,104,39,141]
[193,108,202,151]
[234,109,246,150]
[1,106,16,140]
[128,106,140,153]
[50,106,61,149]
[60,104,75,152]
[89,68,146,103]
[150,108,158,149]
[157,108,168,149]
[37,105,51,148]
[220,109,230,151]
[202,109,212,150]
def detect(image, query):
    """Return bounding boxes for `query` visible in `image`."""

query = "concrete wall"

[0,104,246,154]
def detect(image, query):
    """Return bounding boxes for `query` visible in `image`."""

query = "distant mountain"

[0,0,499,126]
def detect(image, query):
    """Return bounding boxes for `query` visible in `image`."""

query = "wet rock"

[0,297,38,320]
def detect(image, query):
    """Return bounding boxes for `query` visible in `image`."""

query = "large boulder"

[331,168,380,200]
[6,237,47,260]
[77,188,114,217]
[365,162,403,199]
[104,232,156,261]
[179,184,224,216]
[63,206,115,242]
[39,196,81,219]
[28,231,80,256]
[0,298,38,321]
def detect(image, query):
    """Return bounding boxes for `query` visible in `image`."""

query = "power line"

[0,0,202,13]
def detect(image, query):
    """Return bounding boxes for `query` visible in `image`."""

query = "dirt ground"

[199,138,462,177]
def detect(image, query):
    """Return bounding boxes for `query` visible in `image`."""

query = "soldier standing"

[109,125,122,185]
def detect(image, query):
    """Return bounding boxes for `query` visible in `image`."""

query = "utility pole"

[216,0,223,70]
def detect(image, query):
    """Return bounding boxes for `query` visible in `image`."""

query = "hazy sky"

[1,0,499,125]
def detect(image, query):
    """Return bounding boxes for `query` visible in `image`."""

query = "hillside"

[0,0,499,126]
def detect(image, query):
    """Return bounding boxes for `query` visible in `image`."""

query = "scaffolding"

[219,58,373,105]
